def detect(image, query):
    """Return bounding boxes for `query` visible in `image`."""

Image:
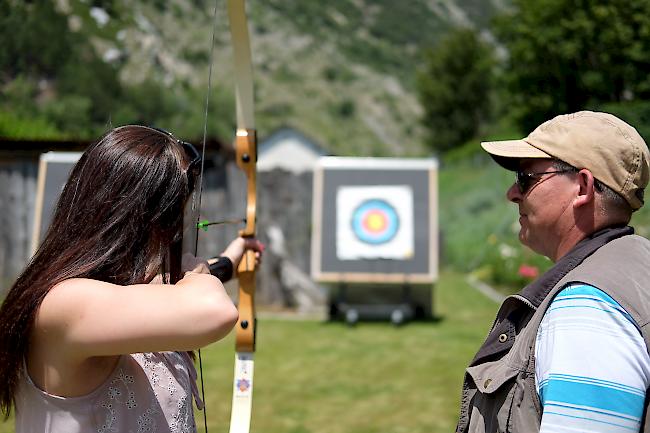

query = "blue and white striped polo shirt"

[536,283,650,433]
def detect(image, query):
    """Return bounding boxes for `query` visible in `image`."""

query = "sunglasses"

[515,169,576,194]
[150,127,202,191]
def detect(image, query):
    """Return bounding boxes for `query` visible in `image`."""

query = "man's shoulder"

[551,283,635,321]
[601,233,650,251]
[555,283,616,302]
[563,235,650,303]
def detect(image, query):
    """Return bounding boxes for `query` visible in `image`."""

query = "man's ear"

[573,169,596,209]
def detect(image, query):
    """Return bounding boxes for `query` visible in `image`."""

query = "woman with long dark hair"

[0,125,261,432]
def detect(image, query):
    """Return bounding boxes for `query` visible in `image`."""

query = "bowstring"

[192,1,221,432]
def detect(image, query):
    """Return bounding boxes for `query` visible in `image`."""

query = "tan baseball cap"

[481,111,650,210]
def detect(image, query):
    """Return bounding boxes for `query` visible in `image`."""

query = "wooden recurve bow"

[226,1,258,432]
[197,2,257,432]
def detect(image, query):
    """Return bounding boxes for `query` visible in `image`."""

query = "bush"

[475,237,552,293]
[417,28,496,153]
[493,0,650,133]
[597,100,650,144]
[0,110,62,139]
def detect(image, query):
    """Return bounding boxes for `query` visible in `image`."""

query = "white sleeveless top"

[16,351,204,433]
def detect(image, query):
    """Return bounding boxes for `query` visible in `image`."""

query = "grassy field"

[0,271,497,433]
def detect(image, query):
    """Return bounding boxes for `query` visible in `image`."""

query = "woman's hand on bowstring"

[181,253,211,276]
[149,254,211,284]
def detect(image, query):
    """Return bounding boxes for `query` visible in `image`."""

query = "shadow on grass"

[322,314,445,327]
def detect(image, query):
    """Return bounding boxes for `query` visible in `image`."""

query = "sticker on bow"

[236,378,251,394]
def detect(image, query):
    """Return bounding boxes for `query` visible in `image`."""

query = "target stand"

[311,157,438,325]
[333,282,420,326]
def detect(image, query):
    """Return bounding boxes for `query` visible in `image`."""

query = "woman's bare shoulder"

[38,278,115,324]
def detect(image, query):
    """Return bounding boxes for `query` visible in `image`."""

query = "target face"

[351,199,400,245]
[336,185,414,260]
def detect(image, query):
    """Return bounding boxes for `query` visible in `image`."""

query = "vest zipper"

[508,294,537,310]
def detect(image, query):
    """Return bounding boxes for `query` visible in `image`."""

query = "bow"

[226,1,258,432]
[196,2,257,432]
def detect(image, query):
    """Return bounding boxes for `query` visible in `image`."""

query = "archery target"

[336,185,414,260]
[351,199,399,245]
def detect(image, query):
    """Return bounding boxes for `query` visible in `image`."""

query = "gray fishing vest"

[456,234,650,433]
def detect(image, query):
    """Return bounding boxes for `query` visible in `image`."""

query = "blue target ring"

[351,199,400,245]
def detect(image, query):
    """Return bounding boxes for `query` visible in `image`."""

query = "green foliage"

[0,0,505,151]
[0,110,63,140]
[261,0,502,85]
[112,81,175,126]
[474,238,552,291]
[632,200,650,241]
[261,102,294,119]
[333,99,356,118]
[274,65,301,83]
[368,1,445,46]
[113,82,236,141]
[417,28,496,153]
[0,1,77,78]
[322,66,356,84]
[91,0,118,16]
[42,95,93,137]
[144,0,167,12]
[0,1,119,138]
[1,76,39,116]
[56,57,123,132]
[182,47,210,65]
[493,0,650,132]
[597,100,650,144]
[433,1,650,289]
[0,0,238,141]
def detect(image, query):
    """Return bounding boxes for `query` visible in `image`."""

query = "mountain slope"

[17,0,506,155]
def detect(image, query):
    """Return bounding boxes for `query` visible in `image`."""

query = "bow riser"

[235,130,257,238]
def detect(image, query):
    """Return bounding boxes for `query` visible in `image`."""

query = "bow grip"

[236,249,256,352]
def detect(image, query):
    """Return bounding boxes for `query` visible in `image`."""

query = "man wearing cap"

[456,111,650,433]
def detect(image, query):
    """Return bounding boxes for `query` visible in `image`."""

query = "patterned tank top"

[15,351,204,433]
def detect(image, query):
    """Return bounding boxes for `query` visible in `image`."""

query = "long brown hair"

[0,125,198,418]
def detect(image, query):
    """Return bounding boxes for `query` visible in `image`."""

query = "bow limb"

[227,1,257,432]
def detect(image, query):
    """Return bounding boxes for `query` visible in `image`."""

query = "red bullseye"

[362,210,388,233]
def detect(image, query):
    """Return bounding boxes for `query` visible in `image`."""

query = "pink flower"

[518,264,539,279]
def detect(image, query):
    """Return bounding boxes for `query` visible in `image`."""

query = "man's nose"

[506,183,522,203]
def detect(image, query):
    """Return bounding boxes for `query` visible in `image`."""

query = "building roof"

[258,127,330,173]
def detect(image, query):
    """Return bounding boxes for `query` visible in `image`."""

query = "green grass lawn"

[0,271,497,433]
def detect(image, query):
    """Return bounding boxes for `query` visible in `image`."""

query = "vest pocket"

[464,360,522,433]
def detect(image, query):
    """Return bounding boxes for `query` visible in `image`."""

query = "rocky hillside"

[47,0,505,155]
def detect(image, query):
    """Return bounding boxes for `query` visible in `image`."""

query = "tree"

[493,0,650,132]
[417,28,495,153]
